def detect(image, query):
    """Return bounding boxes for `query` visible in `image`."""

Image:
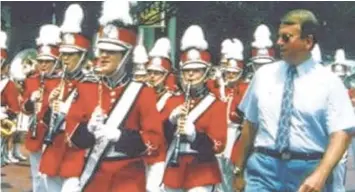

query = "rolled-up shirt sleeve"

[326,77,355,134]
[238,73,259,125]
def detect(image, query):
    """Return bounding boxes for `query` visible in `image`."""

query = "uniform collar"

[190,84,209,99]
[102,74,129,89]
[155,83,167,96]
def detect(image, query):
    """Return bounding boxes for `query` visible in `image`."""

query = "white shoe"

[13,145,27,161]
[3,154,11,164]
[13,152,27,161]
[7,152,19,163]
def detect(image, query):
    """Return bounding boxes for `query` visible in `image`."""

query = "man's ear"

[305,34,315,51]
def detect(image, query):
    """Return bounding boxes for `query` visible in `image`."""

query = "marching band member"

[206,39,232,99]
[331,49,354,81]
[162,25,227,192]
[330,48,355,183]
[0,30,21,166]
[216,38,249,192]
[63,1,163,191]
[145,37,177,192]
[38,4,91,192]
[245,24,275,83]
[22,24,62,192]
[132,44,149,83]
[9,48,38,162]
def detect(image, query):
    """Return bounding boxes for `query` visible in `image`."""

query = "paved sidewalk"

[1,144,355,192]
[1,145,31,192]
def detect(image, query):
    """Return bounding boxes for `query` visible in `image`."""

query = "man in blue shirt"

[234,9,355,192]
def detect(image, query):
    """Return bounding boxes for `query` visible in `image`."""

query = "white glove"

[61,177,81,192]
[0,106,6,114]
[169,105,186,125]
[184,120,196,142]
[30,90,41,102]
[87,106,106,133]
[52,100,69,114]
[93,127,121,142]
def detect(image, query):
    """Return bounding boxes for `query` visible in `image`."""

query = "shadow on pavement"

[1,182,13,189]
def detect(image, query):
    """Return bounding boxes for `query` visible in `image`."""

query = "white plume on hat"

[252,24,273,48]
[99,0,134,26]
[221,39,233,55]
[333,48,355,68]
[0,31,8,49]
[311,44,322,63]
[225,38,244,60]
[180,25,208,51]
[61,4,84,33]
[133,44,148,64]
[149,37,171,59]
[36,24,61,46]
[335,49,346,63]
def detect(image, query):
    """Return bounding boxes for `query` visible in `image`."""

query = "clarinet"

[30,72,45,139]
[44,67,67,145]
[169,83,192,167]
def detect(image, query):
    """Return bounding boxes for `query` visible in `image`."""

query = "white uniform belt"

[228,122,241,129]
[179,142,198,154]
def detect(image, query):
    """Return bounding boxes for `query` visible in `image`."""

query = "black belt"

[254,147,323,160]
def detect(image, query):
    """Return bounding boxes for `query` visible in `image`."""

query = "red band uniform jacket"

[22,74,61,153]
[65,80,164,191]
[39,78,82,176]
[1,78,21,120]
[161,91,227,189]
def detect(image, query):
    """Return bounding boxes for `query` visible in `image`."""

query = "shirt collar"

[285,57,316,77]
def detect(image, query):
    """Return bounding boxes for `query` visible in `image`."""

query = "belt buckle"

[281,151,291,160]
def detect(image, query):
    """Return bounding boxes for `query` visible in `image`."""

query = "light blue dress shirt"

[239,57,355,153]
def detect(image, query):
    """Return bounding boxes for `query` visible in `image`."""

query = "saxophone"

[44,66,67,145]
[1,118,16,137]
[30,72,45,139]
[169,83,192,167]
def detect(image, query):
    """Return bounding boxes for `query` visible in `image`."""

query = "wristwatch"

[233,166,242,176]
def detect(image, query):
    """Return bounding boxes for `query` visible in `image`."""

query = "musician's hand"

[185,120,196,142]
[233,174,245,192]
[88,107,107,133]
[94,127,121,142]
[49,87,61,102]
[30,90,41,102]
[298,169,327,192]
[61,177,81,192]
[52,100,60,112]
[169,104,187,124]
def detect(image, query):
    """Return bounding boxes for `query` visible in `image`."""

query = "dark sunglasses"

[279,33,294,43]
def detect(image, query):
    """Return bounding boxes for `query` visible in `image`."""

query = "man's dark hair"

[281,9,320,48]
